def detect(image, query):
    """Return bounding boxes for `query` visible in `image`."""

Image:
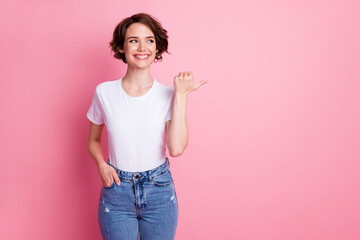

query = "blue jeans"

[98,157,179,240]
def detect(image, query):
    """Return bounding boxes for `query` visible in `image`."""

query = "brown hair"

[109,13,170,63]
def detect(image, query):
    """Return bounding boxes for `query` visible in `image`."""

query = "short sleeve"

[164,91,174,122]
[86,86,105,125]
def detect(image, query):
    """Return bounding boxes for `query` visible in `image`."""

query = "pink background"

[1,0,359,239]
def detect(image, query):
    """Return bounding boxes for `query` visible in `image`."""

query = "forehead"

[126,23,154,37]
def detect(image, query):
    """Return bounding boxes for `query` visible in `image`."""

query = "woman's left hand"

[174,71,208,96]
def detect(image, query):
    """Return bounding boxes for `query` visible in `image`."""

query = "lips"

[134,54,150,60]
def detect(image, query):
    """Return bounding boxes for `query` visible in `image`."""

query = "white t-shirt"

[86,77,174,172]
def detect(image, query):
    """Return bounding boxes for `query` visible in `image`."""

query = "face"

[119,22,158,69]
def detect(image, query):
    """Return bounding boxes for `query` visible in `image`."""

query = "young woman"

[86,13,207,240]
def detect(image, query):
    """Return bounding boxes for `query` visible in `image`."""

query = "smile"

[134,54,150,60]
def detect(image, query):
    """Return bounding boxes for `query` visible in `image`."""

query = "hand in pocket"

[98,162,121,187]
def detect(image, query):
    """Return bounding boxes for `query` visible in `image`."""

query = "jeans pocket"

[103,181,115,189]
[152,171,173,187]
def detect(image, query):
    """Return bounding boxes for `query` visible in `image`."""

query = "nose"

[138,41,146,51]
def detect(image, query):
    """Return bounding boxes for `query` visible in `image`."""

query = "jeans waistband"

[106,157,170,181]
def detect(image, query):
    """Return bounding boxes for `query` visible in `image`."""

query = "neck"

[122,65,153,89]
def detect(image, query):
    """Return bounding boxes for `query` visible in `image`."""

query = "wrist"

[96,160,108,171]
[174,92,187,101]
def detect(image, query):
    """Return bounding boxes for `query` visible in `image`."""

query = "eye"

[148,40,154,43]
[129,40,137,43]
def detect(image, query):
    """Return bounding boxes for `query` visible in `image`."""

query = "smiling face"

[119,22,159,69]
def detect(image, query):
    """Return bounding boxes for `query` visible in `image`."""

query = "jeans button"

[135,175,140,179]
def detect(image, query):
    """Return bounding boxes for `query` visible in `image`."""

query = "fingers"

[104,178,113,187]
[113,171,121,185]
[174,71,208,91]
[104,175,120,187]
[102,168,121,187]
[177,71,193,79]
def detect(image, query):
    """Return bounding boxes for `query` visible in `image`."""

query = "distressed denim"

[98,157,179,240]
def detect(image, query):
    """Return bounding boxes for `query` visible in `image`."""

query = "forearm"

[167,93,189,156]
[88,140,107,170]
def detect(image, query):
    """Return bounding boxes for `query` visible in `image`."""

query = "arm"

[166,71,208,157]
[87,122,120,186]
[166,93,188,157]
[87,122,106,168]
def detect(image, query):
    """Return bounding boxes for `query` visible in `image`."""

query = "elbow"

[167,141,188,157]
[169,148,184,157]
[88,139,101,153]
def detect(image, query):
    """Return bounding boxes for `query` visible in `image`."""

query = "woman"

[87,13,207,240]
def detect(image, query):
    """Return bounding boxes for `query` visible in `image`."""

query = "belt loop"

[148,169,153,181]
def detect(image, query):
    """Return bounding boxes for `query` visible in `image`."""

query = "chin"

[130,63,151,69]
[130,60,155,68]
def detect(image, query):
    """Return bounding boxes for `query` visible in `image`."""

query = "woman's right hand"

[97,161,121,187]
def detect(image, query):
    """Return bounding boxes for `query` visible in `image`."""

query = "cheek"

[151,46,158,54]
[124,47,137,56]
[126,45,137,52]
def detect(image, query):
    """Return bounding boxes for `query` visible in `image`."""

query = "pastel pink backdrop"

[1,0,359,239]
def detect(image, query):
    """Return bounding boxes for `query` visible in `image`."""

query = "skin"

[87,22,207,188]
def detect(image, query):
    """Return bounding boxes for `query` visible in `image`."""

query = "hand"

[97,161,121,187]
[174,71,207,96]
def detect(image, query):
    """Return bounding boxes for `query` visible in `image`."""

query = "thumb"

[194,80,208,90]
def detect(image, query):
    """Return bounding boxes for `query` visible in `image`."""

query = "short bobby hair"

[109,13,170,63]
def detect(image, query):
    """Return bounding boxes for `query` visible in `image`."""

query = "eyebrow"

[126,36,155,40]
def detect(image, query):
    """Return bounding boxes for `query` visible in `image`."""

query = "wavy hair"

[109,13,170,63]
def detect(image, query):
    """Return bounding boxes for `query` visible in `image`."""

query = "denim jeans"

[98,157,179,240]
